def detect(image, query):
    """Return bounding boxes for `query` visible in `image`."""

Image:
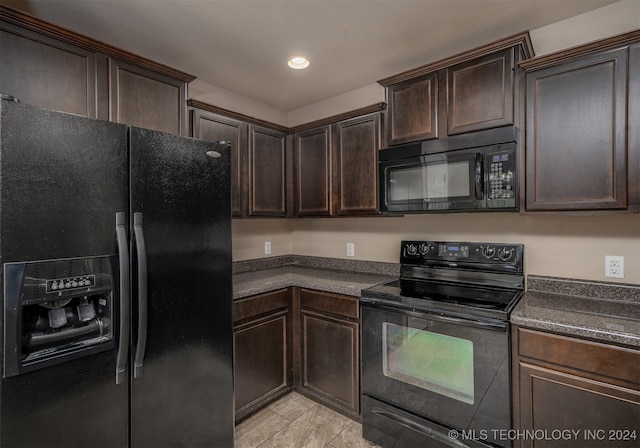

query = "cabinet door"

[447,48,514,135]
[525,48,629,211]
[386,72,438,145]
[109,58,187,135]
[334,113,381,215]
[513,326,640,448]
[295,126,332,216]
[233,289,291,421]
[248,125,287,217]
[0,22,97,117]
[518,362,640,448]
[191,110,247,217]
[298,289,359,417]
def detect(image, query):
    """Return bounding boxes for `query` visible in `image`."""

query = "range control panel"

[401,240,523,270]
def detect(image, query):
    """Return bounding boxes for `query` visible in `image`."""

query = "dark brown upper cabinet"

[0,6,194,135]
[189,101,291,218]
[521,31,640,213]
[0,19,97,117]
[334,112,381,215]
[386,73,437,145]
[447,48,514,135]
[295,126,333,217]
[292,106,383,217]
[190,109,247,216]
[379,32,533,147]
[109,58,188,135]
[248,125,288,217]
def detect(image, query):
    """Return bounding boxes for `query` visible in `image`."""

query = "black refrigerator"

[0,98,234,447]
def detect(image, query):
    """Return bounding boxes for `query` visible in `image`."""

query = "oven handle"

[360,300,508,332]
[372,407,473,448]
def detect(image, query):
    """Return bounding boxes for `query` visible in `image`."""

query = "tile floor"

[234,392,375,448]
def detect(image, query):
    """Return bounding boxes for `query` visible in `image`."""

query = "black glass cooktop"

[361,279,523,320]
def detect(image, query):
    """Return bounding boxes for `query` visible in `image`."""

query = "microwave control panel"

[486,148,516,208]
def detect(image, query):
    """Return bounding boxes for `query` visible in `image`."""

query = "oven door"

[361,302,511,448]
[380,150,484,213]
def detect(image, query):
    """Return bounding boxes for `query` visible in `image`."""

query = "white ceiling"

[2,0,621,111]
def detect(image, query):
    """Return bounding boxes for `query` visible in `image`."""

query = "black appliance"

[0,99,234,447]
[361,240,524,448]
[379,127,518,213]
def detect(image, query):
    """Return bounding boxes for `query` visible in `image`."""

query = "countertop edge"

[233,260,397,300]
[512,276,640,348]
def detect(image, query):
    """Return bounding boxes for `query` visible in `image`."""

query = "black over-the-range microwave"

[379,126,519,213]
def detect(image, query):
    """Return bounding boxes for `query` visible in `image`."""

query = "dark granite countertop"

[232,255,398,300]
[512,276,640,347]
[234,261,640,347]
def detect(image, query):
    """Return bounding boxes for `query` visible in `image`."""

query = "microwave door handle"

[474,153,484,200]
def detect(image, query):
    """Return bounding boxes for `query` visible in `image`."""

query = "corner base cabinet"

[295,288,360,418]
[233,289,292,422]
[512,326,640,448]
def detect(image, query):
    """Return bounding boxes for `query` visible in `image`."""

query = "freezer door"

[0,100,129,262]
[129,127,234,447]
[0,101,129,447]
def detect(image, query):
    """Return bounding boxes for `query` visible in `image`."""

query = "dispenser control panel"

[46,275,95,293]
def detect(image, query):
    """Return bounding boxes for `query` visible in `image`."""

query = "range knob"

[406,244,418,256]
[498,247,513,261]
[481,245,496,258]
[418,242,433,255]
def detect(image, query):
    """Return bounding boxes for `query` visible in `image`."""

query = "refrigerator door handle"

[133,212,148,379]
[115,212,130,385]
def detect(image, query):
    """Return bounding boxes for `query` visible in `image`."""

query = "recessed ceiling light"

[288,56,310,70]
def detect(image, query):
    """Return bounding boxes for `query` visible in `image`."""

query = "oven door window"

[382,322,474,404]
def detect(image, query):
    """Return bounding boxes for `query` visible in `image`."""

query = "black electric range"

[360,240,525,448]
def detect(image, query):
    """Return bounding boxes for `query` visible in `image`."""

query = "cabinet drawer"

[233,289,289,323]
[299,289,358,320]
[517,327,640,387]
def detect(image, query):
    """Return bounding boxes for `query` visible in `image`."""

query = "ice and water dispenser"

[3,256,116,377]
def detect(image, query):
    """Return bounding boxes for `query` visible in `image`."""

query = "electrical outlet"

[346,243,355,257]
[264,241,272,255]
[605,255,624,278]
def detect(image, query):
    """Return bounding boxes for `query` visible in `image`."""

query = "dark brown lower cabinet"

[296,288,360,419]
[233,287,361,422]
[513,326,640,448]
[233,289,292,422]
